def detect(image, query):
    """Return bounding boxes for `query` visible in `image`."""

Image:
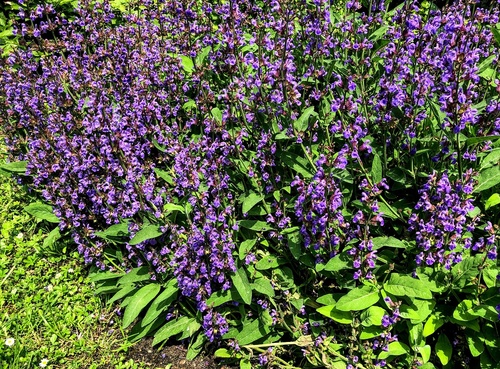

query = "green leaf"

[251,278,275,297]
[214,348,233,358]
[371,154,383,183]
[371,236,406,250]
[239,239,257,260]
[384,274,433,299]
[465,135,500,147]
[195,46,211,66]
[478,55,496,74]
[323,252,351,272]
[279,151,313,178]
[231,268,252,305]
[317,305,352,324]
[107,284,136,306]
[178,319,202,340]
[206,289,234,307]
[240,359,252,369]
[182,99,197,111]
[154,168,173,184]
[411,299,436,324]
[153,316,192,346]
[255,255,286,270]
[435,334,452,366]
[408,322,424,347]
[467,334,484,357]
[180,55,194,73]
[491,25,500,46]
[94,222,130,241]
[186,333,206,360]
[335,286,380,312]
[118,267,151,285]
[129,225,163,245]
[360,326,385,340]
[238,220,273,232]
[242,193,264,214]
[24,203,60,223]
[163,203,185,213]
[294,106,316,132]
[475,166,500,193]
[485,193,500,210]
[378,341,410,359]
[360,306,386,327]
[211,107,222,123]
[483,268,498,288]
[480,148,500,170]
[453,300,478,322]
[471,305,499,322]
[232,319,271,346]
[142,279,178,326]
[42,227,62,250]
[417,345,431,364]
[287,231,303,261]
[0,160,27,173]
[451,255,482,287]
[419,364,436,369]
[122,283,161,329]
[89,270,124,283]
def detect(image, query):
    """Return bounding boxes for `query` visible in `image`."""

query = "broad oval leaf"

[371,236,406,250]
[142,279,178,326]
[475,166,500,193]
[122,283,161,329]
[0,160,27,173]
[242,193,264,214]
[435,334,452,366]
[129,224,163,245]
[360,306,386,327]
[294,106,316,132]
[317,305,352,324]
[335,286,380,312]
[231,267,252,305]
[384,274,432,299]
[485,193,500,210]
[251,278,275,298]
[153,316,193,346]
[24,203,60,223]
[107,284,137,306]
[94,222,130,241]
[371,154,383,183]
[378,341,410,359]
[238,220,273,232]
[232,318,271,346]
[118,267,151,285]
[467,334,484,357]
[417,345,431,364]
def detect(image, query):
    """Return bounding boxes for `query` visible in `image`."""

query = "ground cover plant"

[0,142,170,369]
[1,0,500,368]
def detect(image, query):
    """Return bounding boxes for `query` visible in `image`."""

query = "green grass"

[0,153,162,368]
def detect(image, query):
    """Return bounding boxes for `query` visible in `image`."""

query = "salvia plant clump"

[1,0,500,367]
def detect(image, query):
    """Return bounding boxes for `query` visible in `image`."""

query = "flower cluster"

[408,170,478,269]
[2,0,500,351]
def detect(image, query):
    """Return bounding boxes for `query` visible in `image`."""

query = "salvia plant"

[1,0,500,367]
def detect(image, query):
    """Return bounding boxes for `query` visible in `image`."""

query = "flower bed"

[1,0,500,367]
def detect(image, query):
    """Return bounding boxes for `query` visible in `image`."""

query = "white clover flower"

[55,273,62,279]
[45,284,53,292]
[67,268,74,273]
[16,232,24,239]
[39,358,49,367]
[5,337,15,347]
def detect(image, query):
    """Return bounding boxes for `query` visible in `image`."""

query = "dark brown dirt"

[126,337,226,369]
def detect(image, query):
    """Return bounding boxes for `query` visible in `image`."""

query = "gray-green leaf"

[122,284,161,329]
